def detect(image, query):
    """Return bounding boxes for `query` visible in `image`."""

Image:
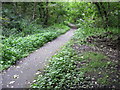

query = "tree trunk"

[13,2,17,15]
[44,0,49,26]
[39,2,44,24]
[32,2,37,20]
[100,3,109,28]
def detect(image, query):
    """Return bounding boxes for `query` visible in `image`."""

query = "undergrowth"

[31,27,119,89]
[1,24,70,71]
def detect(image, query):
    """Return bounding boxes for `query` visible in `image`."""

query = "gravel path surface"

[1,28,76,88]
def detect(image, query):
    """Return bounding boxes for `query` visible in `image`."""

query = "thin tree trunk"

[13,2,17,15]
[44,0,49,26]
[100,3,109,27]
[32,2,37,20]
[39,2,44,24]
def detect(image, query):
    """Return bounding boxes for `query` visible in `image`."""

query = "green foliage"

[2,19,43,37]
[31,45,84,89]
[1,24,70,70]
[79,52,109,72]
[2,2,119,34]
[97,75,109,85]
[72,27,119,44]
[72,27,105,44]
[94,2,119,28]
[31,27,119,89]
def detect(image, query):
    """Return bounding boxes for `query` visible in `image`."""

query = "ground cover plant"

[1,24,70,71]
[1,2,119,89]
[31,27,120,89]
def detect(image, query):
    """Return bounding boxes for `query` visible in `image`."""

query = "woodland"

[1,2,120,89]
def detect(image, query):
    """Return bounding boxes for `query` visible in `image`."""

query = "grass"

[79,52,109,72]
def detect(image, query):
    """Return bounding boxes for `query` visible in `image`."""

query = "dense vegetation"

[1,24,69,70]
[31,27,119,89]
[1,1,120,89]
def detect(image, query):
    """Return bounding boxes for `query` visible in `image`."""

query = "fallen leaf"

[9,81,15,84]
[13,75,19,79]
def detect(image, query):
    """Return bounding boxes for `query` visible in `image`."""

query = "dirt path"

[1,28,76,88]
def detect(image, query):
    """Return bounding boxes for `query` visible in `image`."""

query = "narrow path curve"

[2,28,76,88]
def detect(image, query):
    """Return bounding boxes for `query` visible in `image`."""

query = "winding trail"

[2,28,76,88]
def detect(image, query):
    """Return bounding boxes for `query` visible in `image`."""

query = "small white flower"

[80,56,84,59]
[82,13,85,15]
